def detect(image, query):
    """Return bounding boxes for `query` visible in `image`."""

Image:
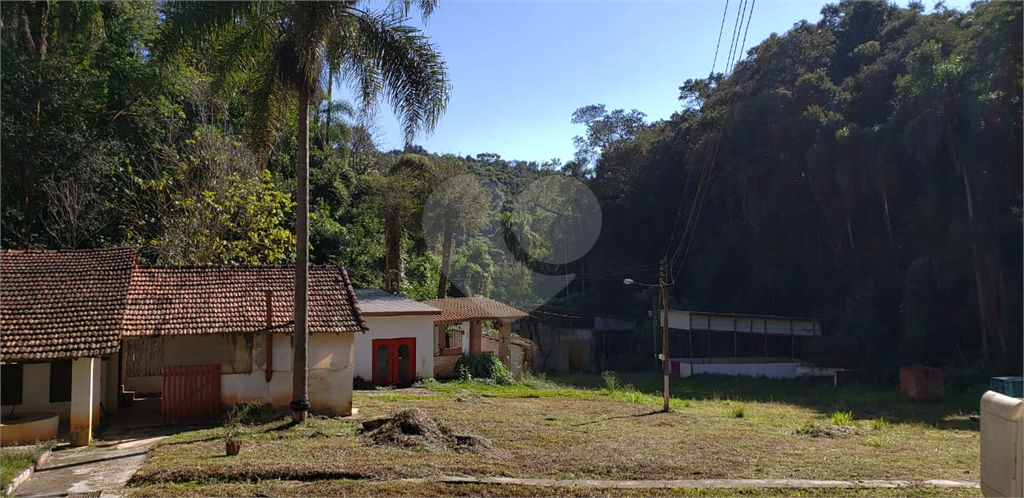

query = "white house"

[353,289,440,387]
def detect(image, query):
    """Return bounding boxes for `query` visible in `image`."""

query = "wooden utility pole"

[660,258,670,412]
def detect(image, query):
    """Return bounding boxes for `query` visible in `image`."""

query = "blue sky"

[339,0,973,164]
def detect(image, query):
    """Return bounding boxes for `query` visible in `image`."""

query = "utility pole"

[659,258,670,412]
[623,260,672,413]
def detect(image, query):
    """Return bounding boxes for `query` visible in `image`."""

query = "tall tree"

[159,0,449,422]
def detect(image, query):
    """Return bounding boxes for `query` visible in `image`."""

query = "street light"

[624,258,671,412]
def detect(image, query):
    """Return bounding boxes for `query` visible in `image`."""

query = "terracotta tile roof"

[354,289,441,316]
[124,266,368,336]
[1,248,137,361]
[420,296,529,324]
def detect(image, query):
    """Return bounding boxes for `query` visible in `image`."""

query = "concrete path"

[13,401,173,498]
[429,476,980,489]
[13,444,153,498]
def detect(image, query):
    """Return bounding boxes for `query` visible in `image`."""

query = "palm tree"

[159,1,450,421]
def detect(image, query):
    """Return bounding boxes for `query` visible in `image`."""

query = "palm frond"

[341,10,450,143]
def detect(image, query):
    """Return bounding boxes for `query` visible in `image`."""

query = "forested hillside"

[2,1,1020,372]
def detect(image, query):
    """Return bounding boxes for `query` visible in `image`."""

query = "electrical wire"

[735,0,757,71]
[709,0,731,76]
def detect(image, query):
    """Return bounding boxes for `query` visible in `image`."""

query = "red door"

[372,338,416,387]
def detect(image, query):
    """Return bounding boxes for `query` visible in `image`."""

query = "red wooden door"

[162,365,221,423]
[372,338,416,387]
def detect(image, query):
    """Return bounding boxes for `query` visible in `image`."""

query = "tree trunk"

[326,68,333,147]
[384,221,403,294]
[846,217,855,250]
[954,142,999,361]
[882,193,894,246]
[436,226,453,298]
[291,85,310,422]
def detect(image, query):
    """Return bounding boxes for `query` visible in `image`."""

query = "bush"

[870,417,888,430]
[732,406,746,418]
[601,371,620,391]
[454,354,515,385]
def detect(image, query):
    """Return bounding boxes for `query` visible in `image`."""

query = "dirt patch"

[362,408,495,454]
[793,423,863,438]
[455,395,490,404]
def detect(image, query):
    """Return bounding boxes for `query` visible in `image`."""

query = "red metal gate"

[162,365,222,423]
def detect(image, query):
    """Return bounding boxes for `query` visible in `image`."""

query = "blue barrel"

[989,376,1023,398]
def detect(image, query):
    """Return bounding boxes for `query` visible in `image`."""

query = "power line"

[709,0,731,76]
[669,0,757,285]
[728,0,751,73]
[725,0,747,75]
[736,0,757,71]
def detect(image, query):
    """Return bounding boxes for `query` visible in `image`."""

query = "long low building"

[659,309,822,378]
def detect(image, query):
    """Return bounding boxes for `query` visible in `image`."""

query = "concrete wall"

[124,332,355,417]
[354,315,434,382]
[531,326,595,373]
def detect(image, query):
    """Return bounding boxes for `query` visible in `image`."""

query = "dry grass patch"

[122,481,982,498]
[129,377,979,489]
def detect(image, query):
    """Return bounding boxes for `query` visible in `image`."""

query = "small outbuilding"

[1,248,134,446]
[121,265,367,421]
[420,297,529,377]
[352,289,440,387]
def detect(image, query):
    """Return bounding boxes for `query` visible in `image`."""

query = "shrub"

[870,417,888,430]
[831,410,854,426]
[732,406,746,418]
[454,354,515,385]
[601,371,620,391]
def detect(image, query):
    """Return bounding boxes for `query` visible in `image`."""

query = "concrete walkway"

[13,444,153,498]
[13,398,176,498]
[429,476,980,489]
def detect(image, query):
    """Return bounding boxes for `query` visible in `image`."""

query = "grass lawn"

[125,374,981,497]
[1,447,39,495]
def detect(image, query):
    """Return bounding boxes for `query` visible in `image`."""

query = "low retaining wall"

[0,412,59,446]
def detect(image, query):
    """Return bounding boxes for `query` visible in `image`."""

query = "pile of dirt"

[793,422,863,438]
[361,408,494,454]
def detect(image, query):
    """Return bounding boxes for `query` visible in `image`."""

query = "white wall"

[672,359,800,378]
[124,332,355,417]
[1,362,71,421]
[354,315,435,382]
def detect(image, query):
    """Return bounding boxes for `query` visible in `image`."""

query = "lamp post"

[624,258,671,412]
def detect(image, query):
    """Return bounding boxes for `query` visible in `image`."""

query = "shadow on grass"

[266,419,301,432]
[548,373,984,432]
[569,409,664,426]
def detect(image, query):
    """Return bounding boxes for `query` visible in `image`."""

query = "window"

[1,363,23,406]
[49,359,72,403]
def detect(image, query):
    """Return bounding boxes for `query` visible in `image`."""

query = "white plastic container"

[980,390,1023,497]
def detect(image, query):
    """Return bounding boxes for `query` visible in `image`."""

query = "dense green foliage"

[454,353,516,385]
[582,1,1022,372]
[1,1,1019,372]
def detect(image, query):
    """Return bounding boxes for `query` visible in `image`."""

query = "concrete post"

[469,320,482,354]
[70,357,98,446]
[498,320,512,368]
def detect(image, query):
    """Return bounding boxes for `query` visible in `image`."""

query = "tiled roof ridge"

[1,247,136,254]
[137,264,343,270]
[338,267,369,333]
